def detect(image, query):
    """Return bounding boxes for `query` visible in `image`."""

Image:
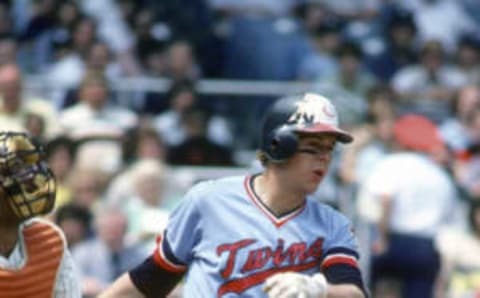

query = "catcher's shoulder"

[23,217,68,248]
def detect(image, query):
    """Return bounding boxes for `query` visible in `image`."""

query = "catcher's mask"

[0,132,56,220]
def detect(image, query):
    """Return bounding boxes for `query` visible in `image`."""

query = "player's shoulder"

[306,199,351,226]
[189,175,245,191]
[185,175,247,202]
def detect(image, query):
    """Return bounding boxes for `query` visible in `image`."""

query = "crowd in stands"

[0,0,479,297]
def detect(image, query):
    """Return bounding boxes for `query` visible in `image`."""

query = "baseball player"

[0,131,81,297]
[100,93,367,298]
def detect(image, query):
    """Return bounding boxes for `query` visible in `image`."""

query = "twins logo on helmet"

[260,93,352,162]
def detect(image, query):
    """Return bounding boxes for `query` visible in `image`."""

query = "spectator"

[117,0,141,27]
[0,63,60,138]
[293,1,329,33]
[322,41,375,124]
[121,124,167,164]
[67,167,104,212]
[364,85,398,121]
[67,16,98,59]
[61,41,125,108]
[366,8,418,81]
[59,70,138,140]
[25,0,82,73]
[339,85,397,186]
[119,159,171,245]
[57,1,82,31]
[435,200,480,297]
[452,107,480,201]
[392,40,468,122]
[79,0,139,76]
[45,135,77,208]
[321,0,381,42]
[21,0,58,42]
[0,2,13,37]
[327,41,376,99]
[45,16,98,98]
[439,85,480,154]
[138,40,170,114]
[85,41,122,80]
[167,107,234,166]
[296,18,342,81]
[357,114,462,298]
[221,12,310,80]
[153,79,232,147]
[72,207,146,297]
[131,8,168,67]
[455,35,480,85]
[397,0,476,52]
[108,124,171,209]
[165,40,202,80]
[55,203,93,249]
[0,34,18,67]
[105,158,186,214]
[24,112,47,142]
[140,39,168,77]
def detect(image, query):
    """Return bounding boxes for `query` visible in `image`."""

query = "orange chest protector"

[0,220,65,298]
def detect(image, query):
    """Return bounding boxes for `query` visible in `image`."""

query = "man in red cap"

[357,114,463,298]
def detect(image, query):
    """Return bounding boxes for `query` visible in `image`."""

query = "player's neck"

[0,225,19,257]
[254,173,305,216]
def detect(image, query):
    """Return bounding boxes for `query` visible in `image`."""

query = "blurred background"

[0,0,479,297]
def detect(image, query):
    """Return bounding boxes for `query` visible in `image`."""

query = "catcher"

[0,131,81,297]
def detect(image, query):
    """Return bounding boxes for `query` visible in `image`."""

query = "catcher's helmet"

[260,93,353,162]
[0,132,56,220]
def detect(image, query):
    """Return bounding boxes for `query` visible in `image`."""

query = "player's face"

[283,134,336,194]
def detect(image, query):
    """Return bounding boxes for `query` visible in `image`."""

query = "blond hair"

[256,150,270,167]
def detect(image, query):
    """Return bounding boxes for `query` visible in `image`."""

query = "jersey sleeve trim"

[153,233,187,273]
[129,256,184,297]
[321,247,359,270]
[323,264,368,297]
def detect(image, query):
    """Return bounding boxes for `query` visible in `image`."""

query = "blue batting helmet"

[259,93,353,162]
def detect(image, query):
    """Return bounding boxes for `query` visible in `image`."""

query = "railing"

[22,76,367,164]
[23,75,367,114]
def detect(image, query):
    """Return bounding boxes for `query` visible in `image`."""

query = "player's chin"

[312,173,325,186]
[304,180,323,194]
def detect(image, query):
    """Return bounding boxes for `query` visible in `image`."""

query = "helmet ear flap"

[267,127,298,162]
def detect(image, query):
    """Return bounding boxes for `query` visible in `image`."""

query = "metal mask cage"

[0,132,56,220]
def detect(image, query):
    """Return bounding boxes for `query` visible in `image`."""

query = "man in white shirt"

[0,63,61,138]
[0,131,81,297]
[60,71,138,140]
[357,114,461,298]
